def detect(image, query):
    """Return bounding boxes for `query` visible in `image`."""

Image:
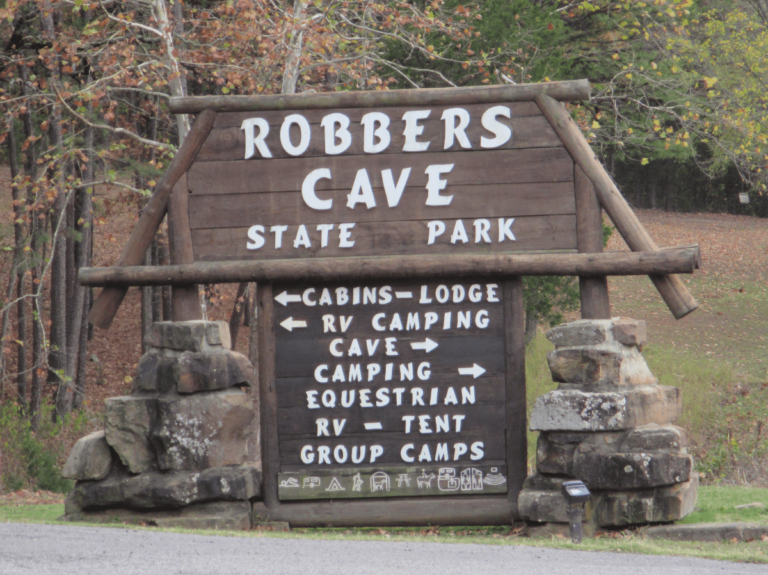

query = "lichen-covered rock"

[68,464,261,510]
[175,350,255,394]
[573,451,693,489]
[548,347,657,389]
[529,386,681,432]
[519,490,570,523]
[104,396,158,474]
[62,430,113,481]
[547,320,612,347]
[64,501,252,530]
[621,424,686,454]
[151,389,257,472]
[144,320,231,353]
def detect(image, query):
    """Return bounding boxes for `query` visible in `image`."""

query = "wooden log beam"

[79,246,701,287]
[252,497,516,527]
[169,80,590,115]
[535,94,699,319]
[87,109,217,330]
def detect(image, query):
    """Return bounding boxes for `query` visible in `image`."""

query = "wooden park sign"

[80,80,701,526]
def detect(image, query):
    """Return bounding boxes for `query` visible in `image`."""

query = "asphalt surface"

[0,523,765,575]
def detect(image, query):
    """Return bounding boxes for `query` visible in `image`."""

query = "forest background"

[0,0,767,494]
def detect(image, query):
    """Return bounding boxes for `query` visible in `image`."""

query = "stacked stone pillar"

[62,321,262,529]
[519,319,698,535]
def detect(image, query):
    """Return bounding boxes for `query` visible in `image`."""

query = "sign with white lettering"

[271,280,513,501]
[187,102,576,261]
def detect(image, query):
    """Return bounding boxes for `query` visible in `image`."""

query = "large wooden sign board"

[84,80,700,526]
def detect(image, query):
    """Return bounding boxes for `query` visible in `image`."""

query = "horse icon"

[417,470,436,489]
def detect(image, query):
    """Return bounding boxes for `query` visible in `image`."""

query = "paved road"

[0,523,764,575]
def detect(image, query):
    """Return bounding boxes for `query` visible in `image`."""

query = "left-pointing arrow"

[280,317,308,332]
[274,291,302,306]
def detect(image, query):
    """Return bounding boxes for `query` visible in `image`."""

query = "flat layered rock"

[132,351,177,394]
[62,430,113,481]
[548,347,657,389]
[530,386,681,432]
[175,350,255,394]
[68,464,261,510]
[593,475,698,526]
[144,320,231,353]
[64,501,252,530]
[621,424,686,453]
[573,451,693,489]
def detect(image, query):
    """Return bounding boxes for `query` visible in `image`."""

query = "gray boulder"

[62,430,113,481]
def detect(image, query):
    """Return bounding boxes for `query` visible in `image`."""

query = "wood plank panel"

[188,182,576,230]
[191,215,578,261]
[279,431,506,467]
[252,496,516,526]
[277,403,505,438]
[277,463,509,500]
[212,102,544,129]
[198,112,558,162]
[276,375,506,409]
[186,147,573,195]
[273,335,505,379]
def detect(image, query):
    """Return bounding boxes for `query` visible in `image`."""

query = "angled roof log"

[535,93,699,319]
[87,109,218,330]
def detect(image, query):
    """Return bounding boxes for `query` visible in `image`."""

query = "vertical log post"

[575,166,611,319]
[167,174,202,321]
[258,283,279,509]
[504,277,527,508]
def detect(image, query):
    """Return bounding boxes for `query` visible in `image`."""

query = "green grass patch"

[0,504,64,523]
[524,330,557,468]
[682,485,768,524]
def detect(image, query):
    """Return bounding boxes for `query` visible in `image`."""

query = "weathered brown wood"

[258,282,280,509]
[196,110,559,163]
[277,404,506,437]
[79,246,702,287]
[212,101,543,129]
[192,216,577,262]
[276,376,506,409]
[535,94,699,319]
[274,336,506,379]
[170,79,591,114]
[188,182,576,230]
[186,147,574,196]
[279,433,507,467]
[252,496,516,526]
[575,165,611,319]
[87,108,217,329]
[167,174,202,321]
[503,278,526,504]
[277,464,508,500]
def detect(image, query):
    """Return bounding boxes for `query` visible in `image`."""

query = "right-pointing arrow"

[274,291,302,306]
[410,338,439,353]
[458,363,486,379]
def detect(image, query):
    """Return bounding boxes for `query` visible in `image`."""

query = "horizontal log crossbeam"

[80,246,700,287]
[169,79,590,115]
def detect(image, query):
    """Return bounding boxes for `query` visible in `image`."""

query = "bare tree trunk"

[228,283,248,349]
[72,287,90,411]
[151,236,162,322]
[141,247,153,354]
[281,0,307,94]
[40,1,70,419]
[21,57,44,429]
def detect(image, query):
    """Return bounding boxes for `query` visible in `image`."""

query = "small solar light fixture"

[561,480,591,543]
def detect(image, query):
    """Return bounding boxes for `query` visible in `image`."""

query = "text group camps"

[239,105,519,252]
